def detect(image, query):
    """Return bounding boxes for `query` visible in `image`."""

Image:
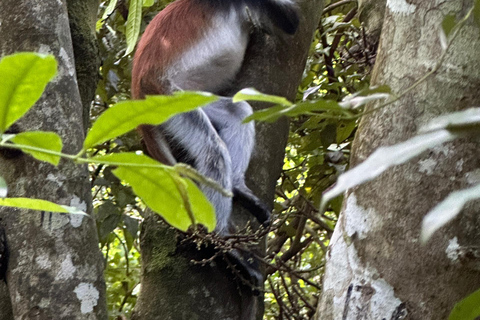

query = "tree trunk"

[66,0,101,132]
[131,1,323,319]
[0,1,107,319]
[316,0,480,319]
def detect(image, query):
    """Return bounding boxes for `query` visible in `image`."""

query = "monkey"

[131,0,299,235]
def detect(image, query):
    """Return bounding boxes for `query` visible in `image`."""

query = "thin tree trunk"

[131,1,323,319]
[317,0,480,319]
[0,1,107,319]
[66,0,101,132]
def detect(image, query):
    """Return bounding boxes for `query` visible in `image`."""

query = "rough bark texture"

[0,1,107,319]
[131,1,323,319]
[357,0,386,47]
[316,0,480,319]
[66,0,101,132]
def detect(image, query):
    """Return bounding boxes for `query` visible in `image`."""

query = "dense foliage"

[93,0,371,318]
[2,0,480,318]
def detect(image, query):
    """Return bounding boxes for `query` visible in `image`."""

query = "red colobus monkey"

[131,0,299,234]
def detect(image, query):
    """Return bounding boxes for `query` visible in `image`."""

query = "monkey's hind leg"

[203,99,271,225]
[161,109,234,234]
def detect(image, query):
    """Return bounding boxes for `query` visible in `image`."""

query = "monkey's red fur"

[132,0,213,98]
[132,0,218,163]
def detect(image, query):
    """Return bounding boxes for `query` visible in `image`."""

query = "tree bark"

[66,0,101,132]
[131,1,323,319]
[0,1,107,319]
[316,0,480,319]
[357,0,386,47]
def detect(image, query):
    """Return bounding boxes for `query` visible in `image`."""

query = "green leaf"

[449,288,480,320]
[125,0,143,56]
[0,53,57,132]
[91,152,165,167]
[97,0,119,30]
[321,130,458,210]
[0,197,86,215]
[233,88,292,106]
[96,203,122,243]
[143,0,154,7]
[421,183,480,243]
[11,131,63,165]
[245,105,291,122]
[123,215,139,240]
[103,0,118,19]
[442,14,457,38]
[246,99,345,123]
[95,153,216,232]
[83,92,217,150]
[0,176,7,198]
[474,0,480,27]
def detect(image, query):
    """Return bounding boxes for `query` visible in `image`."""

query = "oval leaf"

[143,0,154,7]
[95,153,216,231]
[246,99,345,123]
[11,131,63,165]
[474,0,480,27]
[0,197,86,215]
[83,92,217,150]
[449,288,480,320]
[233,88,293,106]
[0,53,57,132]
[421,183,480,243]
[442,14,457,38]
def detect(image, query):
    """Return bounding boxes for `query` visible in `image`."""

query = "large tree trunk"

[316,0,480,319]
[131,1,323,320]
[0,1,107,319]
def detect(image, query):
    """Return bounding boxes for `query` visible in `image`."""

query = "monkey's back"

[131,0,249,99]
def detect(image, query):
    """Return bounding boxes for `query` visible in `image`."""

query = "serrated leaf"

[94,153,216,231]
[321,130,457,209]
[83,92,217,150]
[420,108,480,133]
[442,14,457,38]
[421,183,480,243]
[233,88,292,106]
[0,197,86,215]
[448,288,480,320]
[0,53,57,132]
[125,0,143,56]
[11,131,63,165]
[0,177,7,198]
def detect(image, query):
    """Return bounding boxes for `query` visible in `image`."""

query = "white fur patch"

[167,8,249,92]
